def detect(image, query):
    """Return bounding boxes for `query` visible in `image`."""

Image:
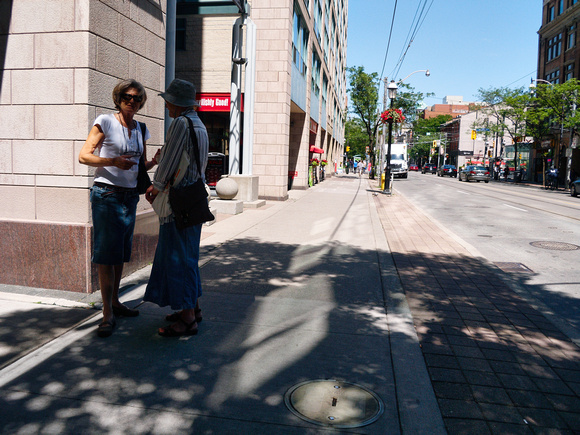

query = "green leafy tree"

[410,115,452,165]
[476,86,532,170]
[345,117,368,157]
[347,66,381,177]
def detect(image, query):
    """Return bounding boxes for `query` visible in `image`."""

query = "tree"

[476,86,532,171]
[410,115,452,165]
[347,66,381,177]
[345,117,368,157]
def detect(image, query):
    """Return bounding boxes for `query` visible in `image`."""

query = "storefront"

[196,93,244,186]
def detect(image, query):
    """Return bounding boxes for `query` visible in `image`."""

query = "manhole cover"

[530,241,579,251]
[284,380,384,428]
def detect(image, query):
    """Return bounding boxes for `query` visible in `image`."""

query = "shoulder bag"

[168,116,215,229]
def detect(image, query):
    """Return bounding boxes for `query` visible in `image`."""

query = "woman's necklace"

[117,113,138,155]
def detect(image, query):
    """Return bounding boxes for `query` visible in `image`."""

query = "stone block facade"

[0,0,167,293]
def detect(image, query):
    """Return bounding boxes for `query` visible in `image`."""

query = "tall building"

[537,0,580,183]
[176,0,348,199]
[0,0,348,293]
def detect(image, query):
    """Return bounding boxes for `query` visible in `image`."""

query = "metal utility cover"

[284,380,384,429]
[530,241,580,251]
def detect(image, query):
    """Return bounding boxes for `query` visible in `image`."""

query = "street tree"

[345,117,368,158]
[410,114,452,165]
[476,86,533,171]
[347,66,381,177]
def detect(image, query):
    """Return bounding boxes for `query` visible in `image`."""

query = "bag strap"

[183,116,203,178]
[138,122,146,157]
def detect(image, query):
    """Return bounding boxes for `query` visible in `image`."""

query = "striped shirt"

[153,108,209,192]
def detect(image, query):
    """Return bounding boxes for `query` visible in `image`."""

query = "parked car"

[571,179,580,197]
[421,163,437,174]
[458,165,491,183]
[409,164,419,171]
[437,164,457,177]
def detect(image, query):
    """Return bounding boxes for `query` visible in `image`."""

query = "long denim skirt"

[144,220,203,310]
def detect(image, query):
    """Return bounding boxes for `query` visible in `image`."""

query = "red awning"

[309,146,324,154]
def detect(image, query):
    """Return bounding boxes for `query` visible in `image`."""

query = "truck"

[388,143,408,178]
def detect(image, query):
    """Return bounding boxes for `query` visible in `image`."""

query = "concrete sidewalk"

[0,174,578,433]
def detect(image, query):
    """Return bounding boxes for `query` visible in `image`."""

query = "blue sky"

[346,1,542,107]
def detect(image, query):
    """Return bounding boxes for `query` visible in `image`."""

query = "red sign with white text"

[196,93,244,112]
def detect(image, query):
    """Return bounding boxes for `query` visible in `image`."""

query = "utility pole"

[381,77,388,179]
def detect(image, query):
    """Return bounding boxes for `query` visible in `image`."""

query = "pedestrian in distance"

[79,79,158,338]
[503,166,509,182]
[144,79,208,337]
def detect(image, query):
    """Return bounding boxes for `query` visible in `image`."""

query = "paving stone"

[553,368,580,383]
[498,374,539,391]
[557,411,580,431]
[533,378,574,396]
[507,390,554,409]
[438,398,484,419]
[420,342,454,356]
[472,385,514,405]
[490,360,527,375]
[479,403,525,424]
[520,364,559,380]
[457,357,494,373]
[428,367,466,383]
[447,335,478,347]
[444,418,491,434]
[463,370,502,387]
[545,394,580,413]
[517,408,569,429]
[481,348,519,362]
[452,345,485,359]
[424,353,460,369]
[488,422,533,434]
[432,381,474,401]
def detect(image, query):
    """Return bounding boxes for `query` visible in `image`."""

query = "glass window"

[549,6,555,22]
[547,33,562,61]
[311,53,320,96]
[292,6,309,76]
[559,0,564,14]
[568,24,576,49]
[565,63,575,81]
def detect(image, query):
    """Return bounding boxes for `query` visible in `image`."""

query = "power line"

[379,0,398,81]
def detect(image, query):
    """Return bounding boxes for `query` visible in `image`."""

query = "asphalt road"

[392,171,580,345]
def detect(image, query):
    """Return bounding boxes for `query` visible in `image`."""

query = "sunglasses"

[120,93,143,103]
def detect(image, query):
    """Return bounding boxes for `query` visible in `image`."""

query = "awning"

[309,146,324,154]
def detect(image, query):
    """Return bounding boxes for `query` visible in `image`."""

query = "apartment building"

[175,0,348,199]
[538,0,580,182]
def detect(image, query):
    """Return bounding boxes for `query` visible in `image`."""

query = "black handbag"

[136,122,152,194]
[169,116,215,229]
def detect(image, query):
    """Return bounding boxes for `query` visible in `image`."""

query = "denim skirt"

[90,184,139,265]
[144,220,202,310]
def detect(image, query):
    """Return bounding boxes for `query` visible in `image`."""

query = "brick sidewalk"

[374,191,580,434]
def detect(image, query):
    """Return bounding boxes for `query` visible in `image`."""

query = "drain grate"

[494,262,534,273]
[530,241,580,251]
[285,380,384,429]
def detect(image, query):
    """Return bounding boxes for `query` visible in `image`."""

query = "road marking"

[503,204,528,212]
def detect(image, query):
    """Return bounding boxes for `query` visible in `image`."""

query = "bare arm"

[78,125,135,170]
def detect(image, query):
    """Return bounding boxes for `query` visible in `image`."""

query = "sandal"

[112,304,139,317]
[97,319,116,338]
[165,308,202,323]
[158,318,198,337]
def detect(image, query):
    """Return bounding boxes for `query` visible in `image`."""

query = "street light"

[383,69,430,194]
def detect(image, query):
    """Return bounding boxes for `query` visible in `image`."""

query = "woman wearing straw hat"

[144,79,209,337]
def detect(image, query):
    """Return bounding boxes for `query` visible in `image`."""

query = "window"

[559,0,564,14]
[568,24,576,49]
[176,18,186,51]
[565,63,575,81]
[546,70,561,83]
[292,7,309,76]
[548,5,555,22]
[546,33,562,61]
[311,53,321,96]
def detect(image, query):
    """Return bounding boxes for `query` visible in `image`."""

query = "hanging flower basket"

[320,159,328,166]
[310,158,320,166]
[380,108,405,124]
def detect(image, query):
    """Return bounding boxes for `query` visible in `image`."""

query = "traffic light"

[471,130,477,140]
[346,146,350,152]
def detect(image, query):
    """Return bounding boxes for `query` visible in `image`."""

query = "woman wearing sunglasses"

[79,79,158,338]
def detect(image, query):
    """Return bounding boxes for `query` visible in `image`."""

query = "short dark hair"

[112,79,147,111]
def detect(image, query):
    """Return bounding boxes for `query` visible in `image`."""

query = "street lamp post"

[382,69,430,194]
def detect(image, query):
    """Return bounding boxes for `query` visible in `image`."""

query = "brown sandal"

[165,308,202,323]
[158,318,198,337]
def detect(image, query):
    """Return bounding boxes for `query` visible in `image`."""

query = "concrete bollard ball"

[216,177,239,200]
